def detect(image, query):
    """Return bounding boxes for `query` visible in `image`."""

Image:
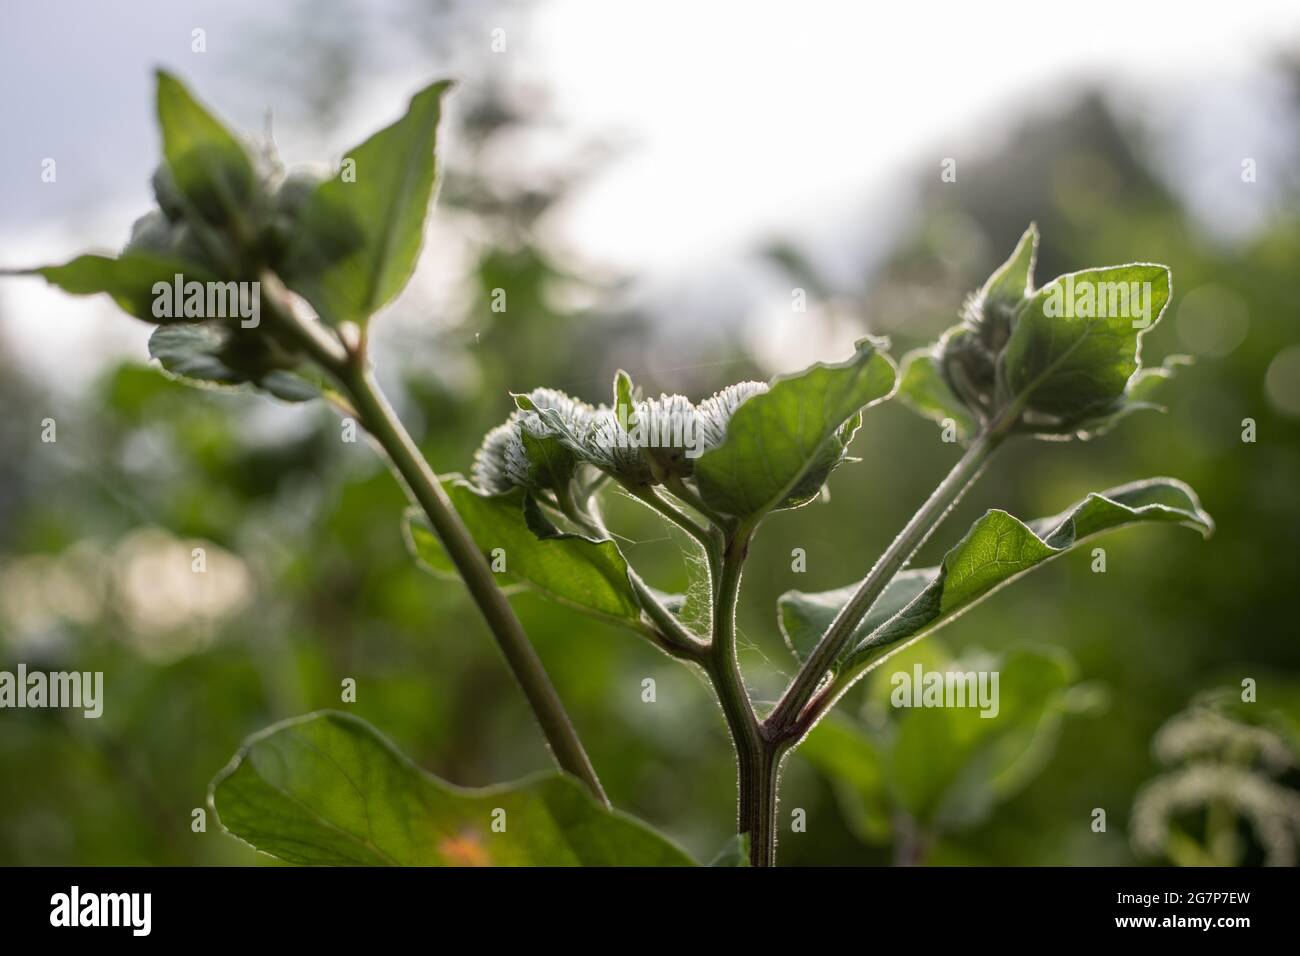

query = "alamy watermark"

[1042,274,1154,329]
[50,886,150,936]
[597,402,707,458]
[890,663,1000,718]
[152,273,260,327]
[0,664,103,718]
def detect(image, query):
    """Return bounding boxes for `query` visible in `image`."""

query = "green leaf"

[517,426,578,492]
[22,253,214,324]
[896,346,977,440]
[1002,263,1172,421]
[781,568,935,665]
[1128,353,1192,404]
[707,833,751,866]
[971,224,1037,349]
[868,650,1092,832]
[843,479,1211,674]
[149,323,244,386]
[280,79,454,326]
[613,369,637,429]
[257,370,324,403]
[694,338,897,520]
[148,324,319,402]
[887,646,1086,828]
[803,645,1097,833]
[1041,354,1194,440]
[210,711,694,866]
[403,479,643,628]
[155,71,257,228]
[779,478,1212,676]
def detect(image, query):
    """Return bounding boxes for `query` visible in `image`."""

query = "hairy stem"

[345,365,607,802]
[263,278,607,805]
[704,527,774,865]
[766,418,1015,741]
[739,743,781,867]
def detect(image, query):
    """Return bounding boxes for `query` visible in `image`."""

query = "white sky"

[1,0,1297,388]
[536,0,1299,273]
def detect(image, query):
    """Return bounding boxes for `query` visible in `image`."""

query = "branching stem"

[765,412,1018,743]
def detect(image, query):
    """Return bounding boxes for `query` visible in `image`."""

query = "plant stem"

[739,742,781,867]
[261,277,608,805]
[704,527,774,865]
[766,420,1012,740]
[892,814,927,867]
[343,363,608,803]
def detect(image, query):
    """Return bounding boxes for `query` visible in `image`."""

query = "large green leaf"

[17,253,215,324]
[280,79,454,326]
[155,70,257,228]
[693,338,897,520]
[403,479,643,628]
[887,646,1086,827]
[1002,263,1172,420]
[803,645,1096,831]
[779,478,1212,675]
[1038,353,1194,440]
[210,711,694,866]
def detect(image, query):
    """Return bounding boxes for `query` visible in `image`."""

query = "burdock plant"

[4,73,1212,867]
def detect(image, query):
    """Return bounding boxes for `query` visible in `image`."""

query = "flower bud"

[123,211,174,257]
[151,164,187,223]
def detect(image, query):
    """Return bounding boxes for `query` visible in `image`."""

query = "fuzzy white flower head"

[585,405,656,485]
[471,422,528,494]
[695,381,768,452]
[471,388,596,494]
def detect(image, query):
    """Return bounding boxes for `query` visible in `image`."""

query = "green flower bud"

[259,169,325,267]
[123,210,174,256]
[275,168,326,219]
[151,164,187,223]
[937,326,995,417]
[218,324,301,377]
[168,223,213,265]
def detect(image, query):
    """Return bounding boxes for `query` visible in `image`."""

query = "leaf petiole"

[765,408,1019,742]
